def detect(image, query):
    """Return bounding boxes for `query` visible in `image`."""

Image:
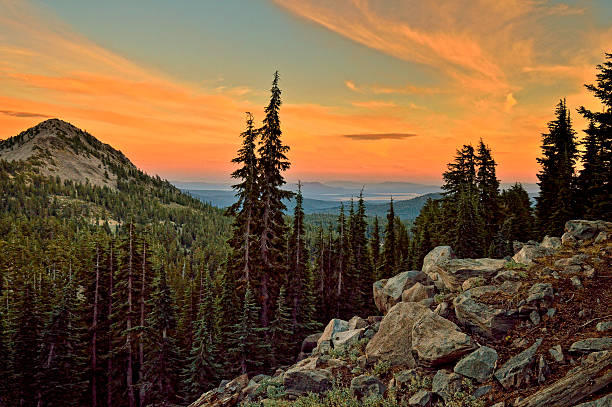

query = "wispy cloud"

[351,100,396,108]
[0,110,49,118]
[343,133,418,141]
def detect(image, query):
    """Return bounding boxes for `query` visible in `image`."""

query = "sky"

[1,0,611,184]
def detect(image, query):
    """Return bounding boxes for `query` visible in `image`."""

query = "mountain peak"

[0,119,135,189]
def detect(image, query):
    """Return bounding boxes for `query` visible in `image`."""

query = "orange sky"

[1,0,611,183]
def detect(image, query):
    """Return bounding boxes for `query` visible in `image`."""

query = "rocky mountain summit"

[190,219,612,407]
[0,119,136,189]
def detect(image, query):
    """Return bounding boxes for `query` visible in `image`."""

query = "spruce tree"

[535,99,578,236]
[499,183,535,243]
[453,188,484,258]
[370,216,381,279]
[256,71,292,328]
[142,267,181,406]
[0,276,9,406]
[443,144,477,197]
[476,139,501,246]
[287,182,307,338]
[578,53,612,220]
[409,198,441,270]
[381,198,398,279]
[230,283,269,376]
[226,112,259,291]
[270,286,294,366]
[185,269,220,397]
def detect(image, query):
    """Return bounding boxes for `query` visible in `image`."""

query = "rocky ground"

[189,220,612,407]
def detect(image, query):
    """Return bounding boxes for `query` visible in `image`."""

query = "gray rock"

[408,390,432,406]
[555,254,589,273]
[392,369,419,388]
[594,231,610,244]
[313,340,331,355]
[318,319,349,346]
[596,321,612,332]
[422,246,455,275]
[454,285,519,338]
[434,301,449,317]
[402,282,436,303]
[434,258,506,292]
[332,328,363,352]
[350,375,385,399]
[494,338,542,389]
[574,393,612,407]
[373,271,430,314]
[348,315,368,330]
[569,337,612,353]
[546,308,556,318]
[283,367,333,398]
[526,283,554,308]
[537,355,550,384]
[365,302,431,367]
[411,312,476,367]
[530,310,541,326]
[301,332,322,354]
[473,385,492,399]
[513,244,552,265]
[432,370,464,401]
[541,236,562,251]
[571,276,583,289]
[564,219,612,241]
[454,346,498,383]
[549,344,564,363]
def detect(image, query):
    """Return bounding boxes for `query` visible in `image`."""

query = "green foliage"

[371,360,391,377]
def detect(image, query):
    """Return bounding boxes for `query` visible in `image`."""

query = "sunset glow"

[1,0,611,183]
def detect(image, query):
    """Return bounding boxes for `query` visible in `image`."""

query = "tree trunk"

[515,351,612,407]
[92,244,100,407]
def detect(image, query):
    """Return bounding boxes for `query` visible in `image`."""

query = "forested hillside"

[0,54,610,407]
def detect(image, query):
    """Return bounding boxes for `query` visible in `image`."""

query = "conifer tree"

[230,283,269,375]
[499,184,535,243]
[256,71,292,328]
[226,112,259,291]
[370,216,381,279]
[300,265,322,336]
[381,198,397,279]
[334,204,349,317]
[142,267,181,406]
[578,53,612,220]
[0,277,9,406]
[353,191,372,314]
[409,198,441,269]
[453,189,484,258]
[270,286,294,366]
[287,182,307,338]
[185,269,219,397]
[536,99,578,236]
[214,267,239,371]
[476,140,501,246]
[443,144,477,197]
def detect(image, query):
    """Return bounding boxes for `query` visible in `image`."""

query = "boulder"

[433,258,506,292]
[454,346,498,383]
[402,282,436,303]
[318,319,348,346]
[411,313,476,367]
[422,246,455,276]
[541,236,562,251]
[454,285,519,338]
[283,366,333,398]
[555,254,589,273]
[188,374,249,407]
[350,375,385,399]
[494,338,542,389]
[564,220,612,241]
[365,302,430,367]
[432,370,465,401]
[408,390,433,406]
[569,337,612,354]
[348,315,368,330]
[574,394,612,407]
[594,231,610,244]
[391,369,420,388]
[513,244,553,265]
[331,329,363,352]
[462,276,484,291]
[301,332,322,354]
[526,283,554,309]
[373,271,430,314]
[596,321,612,332]
[549,345,564,363]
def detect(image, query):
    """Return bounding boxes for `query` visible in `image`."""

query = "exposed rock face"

[373,271,430,314]
[283,365,333,398]
[401,282,436,303]
[348,316,368,330]
[495,338,542,389]
[453,346,498,382]
[564,220,612,241]
[454,285,519,338]
[365,302,430,367]
[331,329,363,352]
[574,394,612,407]
[411,313,476,367]
[188,374,249,407]
[526,283,554,308]
[433,258,506,292]
[513,244,553,265]
[349,375,385,399]
[422,246,455,277]
[318,319,348,346]
[568,337,612,353]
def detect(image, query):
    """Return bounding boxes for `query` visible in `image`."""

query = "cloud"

[504,93,517,112]
[343,133,418,140]
[345,80,360,92]
[0,110,49,118]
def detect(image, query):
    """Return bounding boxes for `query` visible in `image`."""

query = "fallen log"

[515,351,612,407]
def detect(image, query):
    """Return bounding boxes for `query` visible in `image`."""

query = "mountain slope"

[0,118,136,189]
